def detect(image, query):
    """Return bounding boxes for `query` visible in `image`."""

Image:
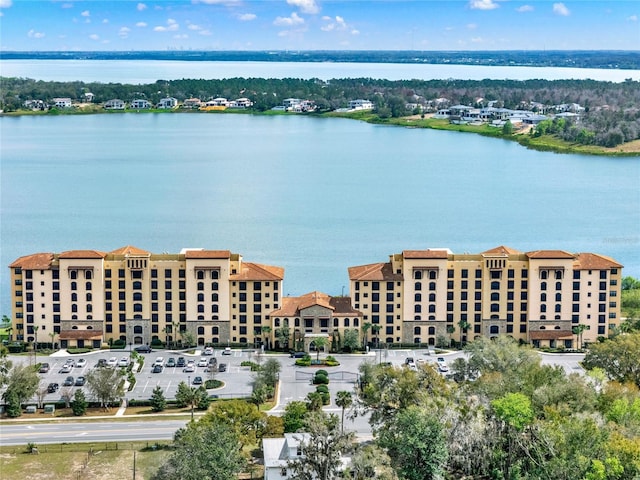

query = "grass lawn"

[0,442,173,480]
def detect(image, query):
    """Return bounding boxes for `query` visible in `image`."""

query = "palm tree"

[313,336,327,363]
[457,319,471,345]
[335,390,353,432]
[572,324,590,349]
[5,326,13,343]
[362,323,372,349]
[275,321,290,351]
[33,325,40,361]
[262,326,272,351]
[49,331,57,350]
[370,325,381,348]
[446,325,455,347]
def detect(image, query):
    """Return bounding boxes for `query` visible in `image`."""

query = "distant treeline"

[2,50,640,69]
[2,76,640,148]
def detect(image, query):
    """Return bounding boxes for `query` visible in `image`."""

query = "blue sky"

[0,0,638,51]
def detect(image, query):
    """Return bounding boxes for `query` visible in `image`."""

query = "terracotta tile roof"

[574,253,623,270]
[482,245,523,256]
[59,250,107,259]
[184,250,231,259]
[529,330,573,340]
[230,262,284,281]
[10,253,55,269]
[271,291,360,317]
[59,330,103,340]
[348,262,402,281]
[403,250,449,259]
[110,245,150,256]
[526,250,575,259]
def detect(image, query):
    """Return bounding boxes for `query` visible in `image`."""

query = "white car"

[75,358,87,368]
[154,357,164,367]
[436,357,449,373]
[183,363,196,373]
[222,347,232,356]
[198,358,208,367]
[118,357,130,367]
[203,347,214,355]
[106,357,118,367]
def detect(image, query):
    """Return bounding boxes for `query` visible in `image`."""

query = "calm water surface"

[1,113,639,315]
[2,60,639,83]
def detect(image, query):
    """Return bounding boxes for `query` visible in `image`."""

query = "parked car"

[39,363,50,373]
[118,357,129,368]
[47,382,59,393]
[436,357,449,373]
[107,357,118,367]
[192,376,203,385]
[63,376,74,386]
[405,357,415,365]
[152,364,163,373]
[222,347,232,356]
[76,358,87,368]
[134,345,152,353]
[183,364,195,373]
[166,358,176,368]
[96,358,107,368]
[197,358,208,367]
[290,351,306,358]
[65,358,75,367]
[203,346,214,355]
[75,376,86,386]
[59,364,72,374]
[218,363,227,372]
[208,357,217,366]
[176,357,186,367]
[154,357,164,367]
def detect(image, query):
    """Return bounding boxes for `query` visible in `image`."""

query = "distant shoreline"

[2,49,640,70]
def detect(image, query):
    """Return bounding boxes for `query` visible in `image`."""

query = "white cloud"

[467,23,477,30]
[273,12,304,27]
[174,34,188,39]
[0,0,12,8]
[321,15,348,32]
[471,36,484,43]
[81,10,90,17]
[287,0,319,15]
[89,34,100,40]
[553,3,570,16]
[61,3,73,8]
[102,18,109,24]
[119,27,131,38]
[154,18,179,32]
[237,13,256,21]
[137,3,147,11]
[188,23,202,31]
[516,5,534,13]
[628,15,638,22]
[198,29,212,36]
[136,22,147,27]
[469,0,499,10]
[27,29,45,39]
[351,29,359,35]
[195,0,242,4]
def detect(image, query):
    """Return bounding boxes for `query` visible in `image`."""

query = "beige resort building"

[349,246,622,348]
[8,245,622,351]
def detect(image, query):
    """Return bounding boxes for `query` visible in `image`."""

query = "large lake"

[1,112,639,316]
[2,60,639,83]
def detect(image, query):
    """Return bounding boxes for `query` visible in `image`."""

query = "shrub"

[315,384,329,394]
[313,373,329,385]
[205,379,223,389]
[316,369,329,377]
[295,357,312,367]
[67,348,91,354]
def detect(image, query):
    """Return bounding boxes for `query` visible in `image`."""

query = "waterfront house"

[130,99,151,109]
[104,99,126,110]
[157,97,178,109]
[182,98,202,109]
[348,99,374,111]
[53,98,72,108]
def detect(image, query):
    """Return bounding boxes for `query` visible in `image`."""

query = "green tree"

[583,332,640,387]
[361,323,372,349]
[312,336,328,363]
[573,323,591,349]
[204,399,268,448]
[71,389,87,416]
[85,366,124,409]
[377,406,448,480]
[342,328,360,352]
[283,400,309,433]
[152,420,246,480]
[350,444,398,480]
[335,390,353,433]
[150,385,167,412]
[261,325,272,351]
[502,119,514,135]
[0,345,13,387]
[1,364,39,413]
[491,392,534,431]
[286,411,355,480]
[275,321,291,350]
[371,325,381,348]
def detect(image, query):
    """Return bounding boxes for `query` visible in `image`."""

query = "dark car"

[208,357,217,366]
[63,376,74,386]
[152,364,163,373]
[192,376,203,385]
[176,357,186,367]
[96,358,107,368]
[166,358,176,368]
[290,351,307,358]
[39,363,50,373]
[134,345,152,353]
[47,383,59,393]
[75,376,86,386]
[218,363,227,372]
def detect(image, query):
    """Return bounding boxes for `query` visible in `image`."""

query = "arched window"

[414,305,421,313]
[541,282,547,291]
[555,315,561,320]
[429,282,436,291]
[555,304,561,313]
[274,318,280,327]
[541,304,547,313]
[211,270,219,279]
[212,282,219,291]
[213,327,219,335]
[197,327,205,335]
[555,293,562,302]
[86,304,92,312]
[197,270,205,280]
[541,293,547,302]
[414,270,422,280]
[197,282,204,291]
[344,318,350,327]
[86,293,92,301]
[491,292,500,301]
[541,271,548,280]
[414,326,421,335]
[211,305,218,313]
[429,270,437,280]
[134,303,143,312]
[133,292,142,301]
[428,304,436,313]
[72,315,78,320]
[212,293,218,302]
[133,326,143,334]
[71,281,77,291]
[197,315,204,320]
[70,270,78,280]
[414,315,421,320]
[414,293,422,302]
[198,305,205,313]
[85,270,92,280]
[428,315,435,321]
[490,325,499,334]
[491,303,499,312]
[71,304,78,313]
[491,281,500,290]
[555,270,563,280]
[134,314,142,319]
[556,282,562,291]
[415,282,422,291]
[197,293,204,302]
[133,281,142,290]
[71,293,77,302]
[428,326,435,335]
[429,293,436,302]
